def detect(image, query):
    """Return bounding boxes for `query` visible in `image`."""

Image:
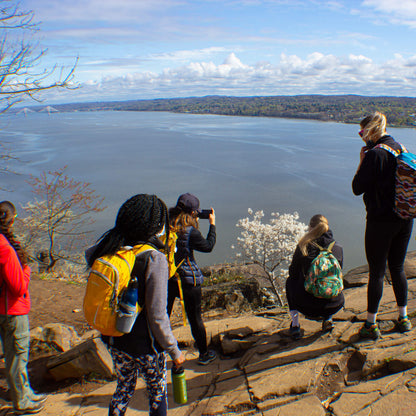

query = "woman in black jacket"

[352,111,413,339]
[286,214,344,340]
[167,193,217,365]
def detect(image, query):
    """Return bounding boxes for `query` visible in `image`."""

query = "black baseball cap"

[176,193,201,213]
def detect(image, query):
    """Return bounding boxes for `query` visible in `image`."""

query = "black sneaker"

[397,316,412,333]
[359,322,380,340]
[198,350,217,365]
[14,401,45,415]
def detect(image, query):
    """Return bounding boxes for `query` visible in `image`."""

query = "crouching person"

[286,214,344,340]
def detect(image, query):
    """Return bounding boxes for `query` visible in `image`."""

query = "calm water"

[1,111,416,271]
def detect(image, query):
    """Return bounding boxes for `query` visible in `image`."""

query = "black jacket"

[286,230,344,318]
[352,135,402,221]
[175,225,216,285]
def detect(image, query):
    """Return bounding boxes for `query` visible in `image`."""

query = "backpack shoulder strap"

[399,143,408,153]
[132,243,156,256]
[311,240,335,252]
[376,143,401,157]
[327,241,336,252]
[311,241,323,251]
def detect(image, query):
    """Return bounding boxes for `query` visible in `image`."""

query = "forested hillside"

[34,95,416,127]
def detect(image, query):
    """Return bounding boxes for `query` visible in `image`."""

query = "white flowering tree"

[233,209,307,306]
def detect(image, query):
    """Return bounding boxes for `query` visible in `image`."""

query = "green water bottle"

[171,365,187,404]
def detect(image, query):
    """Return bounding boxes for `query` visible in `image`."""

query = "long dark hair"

[87,194,169,267]
[0,201,28,266]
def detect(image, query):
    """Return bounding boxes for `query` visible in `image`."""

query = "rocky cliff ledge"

[5,252,416,415]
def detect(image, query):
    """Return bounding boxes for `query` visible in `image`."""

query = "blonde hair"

[169,210,198,234]
[360,111,387,143]
[298,214,329,256]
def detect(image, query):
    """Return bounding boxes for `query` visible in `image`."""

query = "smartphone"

[198,209,212,219]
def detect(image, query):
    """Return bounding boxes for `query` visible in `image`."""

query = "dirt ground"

[0,273,189,404]
[0,274,105,404]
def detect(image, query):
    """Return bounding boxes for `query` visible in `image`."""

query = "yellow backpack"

[159,230,187,326]
[83,244,154,336]
[159,231,181,278]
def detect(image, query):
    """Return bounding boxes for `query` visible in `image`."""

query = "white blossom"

[233,209,307,305]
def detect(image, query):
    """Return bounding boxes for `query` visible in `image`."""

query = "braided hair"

[87,194,169,267]
[0,201,28,266]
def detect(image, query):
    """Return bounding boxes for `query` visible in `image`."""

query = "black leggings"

[365,219,413,313]
[167,278,208,355]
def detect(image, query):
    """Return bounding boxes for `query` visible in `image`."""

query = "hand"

[359,146,367,163]
[209,208,215,226]
[173,352,185,368]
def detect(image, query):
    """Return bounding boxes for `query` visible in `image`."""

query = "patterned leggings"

[109,347,167,416]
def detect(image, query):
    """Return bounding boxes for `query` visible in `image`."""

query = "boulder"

[46,336,113,381]
[30,323,81,353]
[201,277,277,312]
[343,250,416,288]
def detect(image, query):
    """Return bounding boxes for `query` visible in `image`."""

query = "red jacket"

[0,234,31,315]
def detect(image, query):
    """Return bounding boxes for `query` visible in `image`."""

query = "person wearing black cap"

[87,194,185,416]
[168,193,217,365]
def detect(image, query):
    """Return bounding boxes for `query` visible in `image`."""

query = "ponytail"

[298,214,329,256]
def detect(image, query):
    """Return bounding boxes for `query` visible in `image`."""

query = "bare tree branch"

[18,167,106,273]
[0,1,78,181]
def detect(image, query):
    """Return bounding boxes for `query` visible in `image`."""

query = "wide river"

[1,110,415,271]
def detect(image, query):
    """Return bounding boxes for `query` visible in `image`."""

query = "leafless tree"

[17,166,106,274]
[0,0,77,112]
[0,0,77,183]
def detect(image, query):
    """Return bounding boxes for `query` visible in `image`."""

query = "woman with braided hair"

[0,201,46,415]
[87,194,185,416]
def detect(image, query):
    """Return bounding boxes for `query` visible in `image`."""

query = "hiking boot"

[198,350,216,365]
[359,322,380,340]
[14,401,45,415]
[322,319,335,332]
[289,323,301,340]
[397,316,412,333]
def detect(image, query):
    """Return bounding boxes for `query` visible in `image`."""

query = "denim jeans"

[0,314,35,410]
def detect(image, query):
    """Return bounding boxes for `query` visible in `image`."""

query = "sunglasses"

[358,129,364,137]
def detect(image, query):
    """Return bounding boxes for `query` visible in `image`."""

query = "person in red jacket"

[0,201,46,414]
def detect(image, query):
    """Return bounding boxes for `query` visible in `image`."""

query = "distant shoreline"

[14,94,416,128]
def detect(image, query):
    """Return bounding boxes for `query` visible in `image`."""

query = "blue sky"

[13,0,416,103]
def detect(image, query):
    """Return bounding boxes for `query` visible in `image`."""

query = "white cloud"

[149,47,231,62]
[362,0,416,28]
[46,52,416,103]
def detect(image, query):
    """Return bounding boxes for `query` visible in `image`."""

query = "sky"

[10,0,416,104]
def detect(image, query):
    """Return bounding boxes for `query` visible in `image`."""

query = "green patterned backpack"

[304,241,343,299]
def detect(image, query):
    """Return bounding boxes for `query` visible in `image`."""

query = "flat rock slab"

[262,394,326,416]
[330,391,381,416]
[247,356,327,401]
[353,386,416,416]
[242,335,344,375]
[173,315,276,348]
